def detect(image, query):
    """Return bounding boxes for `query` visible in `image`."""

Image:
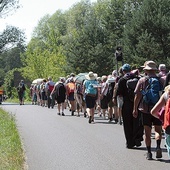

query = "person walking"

[116,63,143,149]
[17,82,25,105]
[151,85,170,160]
[45,77,55,108]
[66,77,76,116]
[40,79,47,107]
[51,77,66,116]
[19,80,26,105]
[83,71,98,123]
[133,61,164,160]
[100,75,109,119]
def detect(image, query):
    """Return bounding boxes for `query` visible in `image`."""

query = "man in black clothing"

[116,64,143,149]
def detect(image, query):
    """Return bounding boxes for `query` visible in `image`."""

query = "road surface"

[1,103,170,170]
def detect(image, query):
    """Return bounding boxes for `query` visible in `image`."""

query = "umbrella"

[74,73,88,84]
[32,78,43,84]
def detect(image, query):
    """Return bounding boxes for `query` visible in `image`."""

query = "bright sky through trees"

[0,0,97,42]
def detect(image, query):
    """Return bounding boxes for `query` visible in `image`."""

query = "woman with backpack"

[83,71,98,123]
[151,85,170,160]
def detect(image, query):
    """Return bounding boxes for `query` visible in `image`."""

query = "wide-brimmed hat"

[85,71,96,80]
[141,61,149,68]
[112,70,118,77]
[143,61,157,71]
[159,64,166,71]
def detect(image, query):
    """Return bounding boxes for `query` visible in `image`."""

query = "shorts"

[101,96,108,109]
[67,92,75,101]
[41,91,47,100]
[85,95,96,109]
[117,96,123,108]
[108,100,114,107]
[140,111,162,128]
[56,95,66,104]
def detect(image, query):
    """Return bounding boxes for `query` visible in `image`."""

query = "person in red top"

[66,77,76,116]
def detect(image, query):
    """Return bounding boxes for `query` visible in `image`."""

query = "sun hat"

[159,64,166,71]
[112,70,118,77]
[122,64,131,71]
[85,71,96,80]
[143,61,157,71]
[97,77,101,81]
[141,61,149,68]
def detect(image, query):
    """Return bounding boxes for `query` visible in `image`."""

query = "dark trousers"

[47,91,55,108]
[122,100,144,147]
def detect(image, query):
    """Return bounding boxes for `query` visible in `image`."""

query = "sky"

[0,0,97,42]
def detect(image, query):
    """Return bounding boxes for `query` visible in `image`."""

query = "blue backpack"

[86,80,97,96]
[141,77,163,106]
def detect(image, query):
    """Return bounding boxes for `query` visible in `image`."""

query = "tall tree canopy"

[22,12,67,81]
[4,0,170,87]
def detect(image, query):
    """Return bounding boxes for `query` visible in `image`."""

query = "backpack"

[55,83,66,99]
[124,74,139,102]
[141,77,163,106]
[106,82,115,102]
[22,84,26,91]
[48,84,54,92]
[76,83,82,95]
[86,80,97,97]
[18,86,24,93]
[67,82,75,94]
[163,98,170,134]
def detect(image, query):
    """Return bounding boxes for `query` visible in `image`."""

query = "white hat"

[159,64,166,71]
[85,71,96,80]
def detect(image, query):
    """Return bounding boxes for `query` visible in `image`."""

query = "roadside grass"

[6,98,31,104]
[0,108,26,170]
[6,98,19,103]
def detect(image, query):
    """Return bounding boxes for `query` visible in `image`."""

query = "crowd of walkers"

[25,60,170,161]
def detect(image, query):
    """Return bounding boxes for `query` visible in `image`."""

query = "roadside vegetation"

[0,108,26,170]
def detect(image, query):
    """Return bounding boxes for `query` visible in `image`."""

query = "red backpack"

[48,84,54,92]
[163,98,170,134]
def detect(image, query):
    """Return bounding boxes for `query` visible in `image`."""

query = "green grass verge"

[0,108,26,170]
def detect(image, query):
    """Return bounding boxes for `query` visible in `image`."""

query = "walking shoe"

[84,112,87,117]
[156,148,162,158]
[71,111,74,116]
[57,113,60,115]
[114,118,118,124]
[135,139,142,147]
[62,112,65,116]
[146,152,152,160]
[89,116,92,123]
[108,118,113,122]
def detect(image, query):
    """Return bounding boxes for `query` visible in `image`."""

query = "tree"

[0,0,20,18]
[123,0,170,68]
[0,25,26,53]
[22,12,67,81]
[62,0,127,75]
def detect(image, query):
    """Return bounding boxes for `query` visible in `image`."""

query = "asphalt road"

[1,103,170,170]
